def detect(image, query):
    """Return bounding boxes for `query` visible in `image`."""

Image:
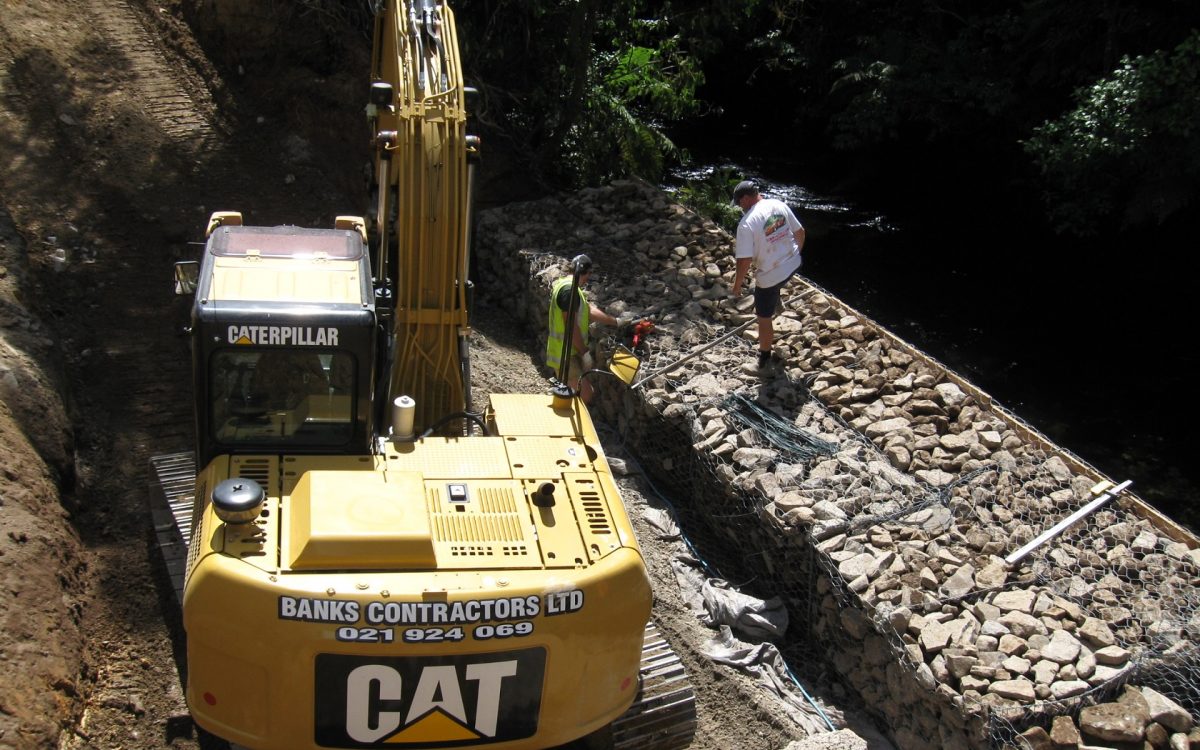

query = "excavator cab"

[180,214,379,466]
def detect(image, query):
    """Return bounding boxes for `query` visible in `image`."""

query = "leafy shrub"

[673,167,744,232]
[1025,31,1200,234]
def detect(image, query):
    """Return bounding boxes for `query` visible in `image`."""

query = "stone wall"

[473,179,1200,749]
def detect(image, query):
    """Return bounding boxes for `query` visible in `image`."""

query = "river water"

[667,162,1198,533]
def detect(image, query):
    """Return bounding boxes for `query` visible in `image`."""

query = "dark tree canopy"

[1024,31,1200,234]
[282,0,1200,235]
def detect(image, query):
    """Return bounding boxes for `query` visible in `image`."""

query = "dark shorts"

[753,262,801,318]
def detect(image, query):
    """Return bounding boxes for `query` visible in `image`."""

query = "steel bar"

[1005,479,1133,567]
[632,319,756,390]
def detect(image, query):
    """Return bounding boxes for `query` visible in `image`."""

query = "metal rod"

[556,256,589,393]
[1004,479,1133,567]
[632,319,756,390]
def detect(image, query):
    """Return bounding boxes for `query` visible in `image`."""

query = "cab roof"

[209,225,364,261]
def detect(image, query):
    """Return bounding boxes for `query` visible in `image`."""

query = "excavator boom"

[369,0,477,432]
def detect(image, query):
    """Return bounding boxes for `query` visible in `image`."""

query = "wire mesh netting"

[585,275,1200,749]
[479,188,1200,749]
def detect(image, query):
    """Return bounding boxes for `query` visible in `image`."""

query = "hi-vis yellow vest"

[546,276,590,370]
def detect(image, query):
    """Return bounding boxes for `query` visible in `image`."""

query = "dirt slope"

[0,2,831,750]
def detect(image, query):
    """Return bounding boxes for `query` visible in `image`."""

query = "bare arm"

[794,226,806,253]
[732,257,752,296]
[589,303,618,327]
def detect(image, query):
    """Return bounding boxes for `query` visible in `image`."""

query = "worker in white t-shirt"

[730,180,806,373]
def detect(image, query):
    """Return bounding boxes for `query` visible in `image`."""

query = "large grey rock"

[865,417,910,438]
[1075,648,1097,680]
[1077,617,1117,649]
[885,605,913,635]
[1001,655,1031,676]
[1041,455,1073,482]
[989,679,1036,702]
[1092,645,1130,666]
[813,500,848,522]
[960,675,990,693]
[1041,629,1082,664]
[1049,680,1090,699]
[1131,529,1159,554]
[1140,686,1194,732]
[1000,611,1047,639]
[938,432,972,452]
[993,589,1037,613]
[1031,659,1060,685]
[1050,716,1081,747]
[1079,702,1147,743]
[1018,726,1052,750]
[732,447,775,470]
[973,560,1008,589]
[920,620,955,654]
[945,652,978,680]
[1089,663,1132,685]
[934,382,967,408]
[939,564,976,599]
[838,553,878,580]
[914,468,955,487]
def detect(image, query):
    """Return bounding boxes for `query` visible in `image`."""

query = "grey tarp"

[670,556,788,640]
[702,625,840,735]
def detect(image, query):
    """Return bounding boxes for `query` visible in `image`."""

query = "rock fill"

[474,178,1200,749]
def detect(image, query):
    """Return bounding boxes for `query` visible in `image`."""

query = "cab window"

[210,349,354,447]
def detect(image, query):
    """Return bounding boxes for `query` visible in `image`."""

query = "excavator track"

[83,0,219,152]
[613,624,697,750]
[148,452,698,749]
[148,451,196,605]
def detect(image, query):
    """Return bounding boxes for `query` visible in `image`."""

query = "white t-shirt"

[735,197,804,287]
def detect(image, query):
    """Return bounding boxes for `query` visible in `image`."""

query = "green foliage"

[560,41,704,185]
[828,58,898,150]
[1025,31,1200,233]
[450,0,1200,235]
[455,0,704,188]
[672,168,744,232]
[746,28,807,77]
[821,8,1033,152]
[604,45,698,120]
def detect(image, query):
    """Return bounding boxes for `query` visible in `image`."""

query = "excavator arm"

[368,0,478,434]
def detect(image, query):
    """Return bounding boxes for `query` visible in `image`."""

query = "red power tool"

[630,319,655,348]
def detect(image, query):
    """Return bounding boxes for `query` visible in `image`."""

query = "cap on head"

[572,254,593,275]
[731,180,759,205]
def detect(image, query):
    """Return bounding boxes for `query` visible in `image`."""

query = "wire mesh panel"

[473,181,1200,750]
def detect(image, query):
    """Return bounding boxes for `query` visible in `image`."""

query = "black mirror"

[174,260,199,295]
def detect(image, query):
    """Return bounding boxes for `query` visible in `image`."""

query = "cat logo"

[225,324,340,347]
[314,649,545,747]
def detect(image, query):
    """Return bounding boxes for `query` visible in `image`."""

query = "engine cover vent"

[427,481,542,569]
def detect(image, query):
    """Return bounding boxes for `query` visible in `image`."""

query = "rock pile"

[1017,685,1197,749]
[473,179,1200,749]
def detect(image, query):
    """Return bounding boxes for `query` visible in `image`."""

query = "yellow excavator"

[155,1,694,748]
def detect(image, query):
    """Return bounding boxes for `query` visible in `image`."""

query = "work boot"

[742,349,782,375]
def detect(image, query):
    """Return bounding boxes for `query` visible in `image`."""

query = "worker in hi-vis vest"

[545,256,618,404]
